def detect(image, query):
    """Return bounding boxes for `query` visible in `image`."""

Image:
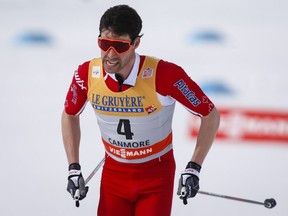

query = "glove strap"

[186,161,201,172]
[69,163,81,171]
[68,163,81,177]
[184,161,201,178]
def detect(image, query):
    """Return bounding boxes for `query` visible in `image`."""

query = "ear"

[133,37,141,49]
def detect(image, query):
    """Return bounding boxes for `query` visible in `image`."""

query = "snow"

[1,0,287,215]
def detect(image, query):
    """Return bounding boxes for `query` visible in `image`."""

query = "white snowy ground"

[1,0,288,215]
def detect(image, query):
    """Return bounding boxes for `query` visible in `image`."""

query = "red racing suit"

[64,54,214,216]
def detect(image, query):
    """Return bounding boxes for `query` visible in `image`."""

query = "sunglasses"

[98,38,133,54]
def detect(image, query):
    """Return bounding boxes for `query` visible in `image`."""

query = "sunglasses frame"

[98,37,134,54]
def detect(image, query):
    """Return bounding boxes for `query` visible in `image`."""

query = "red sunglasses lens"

[98,39,131,53]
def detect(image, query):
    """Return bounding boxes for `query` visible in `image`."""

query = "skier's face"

[99,29,140,79]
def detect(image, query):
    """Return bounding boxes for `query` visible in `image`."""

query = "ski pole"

[75,157,105,208]
[85,157,105,185]
[198,190,276,209]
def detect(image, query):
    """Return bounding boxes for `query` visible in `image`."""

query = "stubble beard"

[102,56,122,74]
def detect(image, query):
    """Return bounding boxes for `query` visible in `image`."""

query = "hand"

[177,161,201,205]
[67,163,89,207]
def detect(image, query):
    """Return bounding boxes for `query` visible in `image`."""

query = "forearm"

[61,110,81,164]
[191,107,220,165]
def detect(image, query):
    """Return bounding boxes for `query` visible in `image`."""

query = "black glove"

[67,163,89,207]
[177,161,201,205]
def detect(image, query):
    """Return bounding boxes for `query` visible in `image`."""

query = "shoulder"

[140,55,184,73]
[139,55,189,82]
[78,60,91,72]
[156,59,188,82]
[158,59,186,76]
[158,59,183,70]
[75,60,93,80]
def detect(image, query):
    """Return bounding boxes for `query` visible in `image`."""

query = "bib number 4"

[117,119,134,140]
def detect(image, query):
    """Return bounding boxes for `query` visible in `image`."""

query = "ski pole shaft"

[85,157,105,185]
[198,190,276,209]
[198,190,262,205]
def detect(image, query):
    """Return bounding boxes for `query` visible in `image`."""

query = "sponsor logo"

[142,67,153,78]
[71,84,78,105]
[174,79,201,107]
[189,107,288,143]
[92,66,101,78]
[108,147,153,159]
[91,94,145,113]
[92,105,144,113]
[145,104,157,114]
[74,70,87,90]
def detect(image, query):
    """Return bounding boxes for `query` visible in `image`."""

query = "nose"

[106,47,118,57]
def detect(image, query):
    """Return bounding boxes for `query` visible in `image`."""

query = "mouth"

[105,59,119,66]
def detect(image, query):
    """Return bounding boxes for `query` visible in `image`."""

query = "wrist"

[69,163,81,171]
[186,161,201,172]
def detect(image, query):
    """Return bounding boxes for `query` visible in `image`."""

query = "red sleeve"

[64,61,90,115]
[156,60,214,116]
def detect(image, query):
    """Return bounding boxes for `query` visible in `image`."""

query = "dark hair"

[99,5,142,42]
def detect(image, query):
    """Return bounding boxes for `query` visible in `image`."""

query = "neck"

[119,53,136,80]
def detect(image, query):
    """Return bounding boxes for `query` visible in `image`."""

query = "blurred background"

[1,0,287,215]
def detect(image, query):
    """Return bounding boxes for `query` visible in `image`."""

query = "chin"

[104,63,119,74]
[104,67,116,74]
[103,66,115,74]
